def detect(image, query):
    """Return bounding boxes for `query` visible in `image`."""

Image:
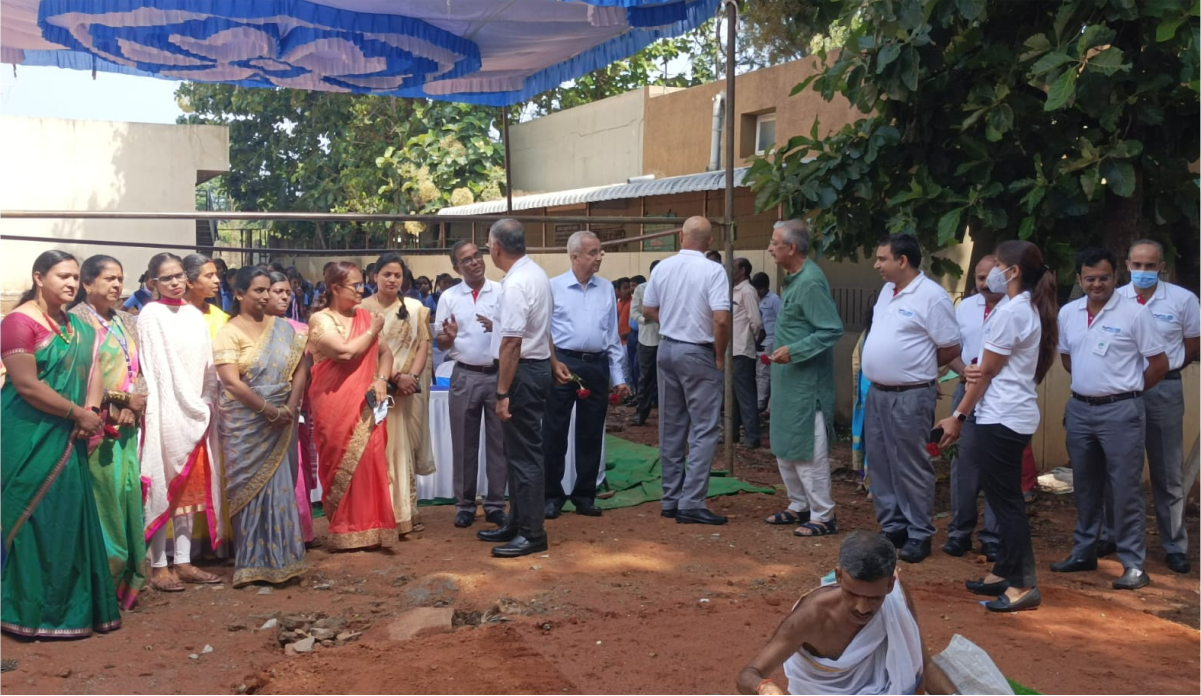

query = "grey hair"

[773,219,811,256]
[182,253,213,282]
[488,218,526,255]
[449,239,475,267]
[837,531,897,582]
[567,230,599,256]
[1128,238,1164,261]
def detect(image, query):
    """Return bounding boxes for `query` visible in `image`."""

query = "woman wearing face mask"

[307,262,396,550]
[934,240,1059,613]
[213,267,310,586]
[138,253,226,592]
[1,250,118,637]
[265,271,317,545]
[361,252,433,538]
[69,255,149,609]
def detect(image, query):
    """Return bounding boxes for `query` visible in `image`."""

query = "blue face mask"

[1130,270,1159,289]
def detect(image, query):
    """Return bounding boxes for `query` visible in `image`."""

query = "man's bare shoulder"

[780,585,838,634]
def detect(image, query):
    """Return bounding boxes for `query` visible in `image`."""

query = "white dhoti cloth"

[782,578,922,695]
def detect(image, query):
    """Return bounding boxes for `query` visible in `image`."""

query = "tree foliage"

[747,0,1200,279]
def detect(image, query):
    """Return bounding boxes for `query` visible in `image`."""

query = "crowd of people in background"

[1,216,1196,645]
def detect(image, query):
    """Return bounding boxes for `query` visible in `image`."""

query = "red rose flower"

[577,388,591,400]
[103,423,121,439]
[608,392,621,405]
[925,442,941,458]
[759,354,770,365]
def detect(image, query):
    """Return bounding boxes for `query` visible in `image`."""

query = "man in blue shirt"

[122,272,154,314]
[543,230,630,519]
[752,272,781,412]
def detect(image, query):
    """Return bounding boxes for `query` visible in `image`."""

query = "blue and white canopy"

[0,0,719,105]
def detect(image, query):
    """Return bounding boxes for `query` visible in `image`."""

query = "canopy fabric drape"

[0,0,720,106]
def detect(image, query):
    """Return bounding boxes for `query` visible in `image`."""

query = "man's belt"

[872,380,936,393]
[1071,391,1141,405]
[455,362,497,375]
[1163,369,1182,381]
[663,335,715,351]
[517,358,548,365]
[557,348,605,362]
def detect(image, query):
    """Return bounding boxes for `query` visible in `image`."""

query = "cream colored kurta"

[361,295,433,534]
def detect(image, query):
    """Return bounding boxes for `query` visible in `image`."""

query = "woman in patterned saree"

[1,250,119,638]
[138,253,225,592]
[361,252,434,538]
[214,267,309,586]
[69,255,148,609]
[308,261,397,550]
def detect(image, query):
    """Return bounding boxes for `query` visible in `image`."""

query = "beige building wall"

[0,117,229,299]
[509,87,679,194]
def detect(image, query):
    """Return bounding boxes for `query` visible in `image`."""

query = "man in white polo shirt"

[1115,239,1199,575]
[1051,247,1167,590]
[435,240,506,530]
[942,255,1002,560]
[861,233,961,563]
[642,216,732,525]
[477,219,556,558]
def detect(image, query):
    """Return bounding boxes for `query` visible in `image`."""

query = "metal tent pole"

[722,0,737,475]
[502,106,515,214]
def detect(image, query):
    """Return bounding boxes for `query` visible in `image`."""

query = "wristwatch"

[495,392,510,401]
[952,409,967,422]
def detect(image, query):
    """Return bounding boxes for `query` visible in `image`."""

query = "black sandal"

[765,510,805,526]
[793,518,838,537]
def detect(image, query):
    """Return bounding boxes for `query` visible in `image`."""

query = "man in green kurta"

[765,220,844,538]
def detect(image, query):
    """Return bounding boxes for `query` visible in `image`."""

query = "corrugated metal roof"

[437,167,751,216]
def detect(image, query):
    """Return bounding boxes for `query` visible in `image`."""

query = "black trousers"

[731,355,760,443]
[503,360,551,542]
[635,343,658,420]
[543,350,609,503]
[975,422,1037,588]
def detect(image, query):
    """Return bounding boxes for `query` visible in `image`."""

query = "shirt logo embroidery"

[1153,313,1176,322]
[897,308,915,318]
[1100,325,1122,334]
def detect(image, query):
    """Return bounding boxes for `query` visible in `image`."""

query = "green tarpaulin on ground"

[420,434,773,508]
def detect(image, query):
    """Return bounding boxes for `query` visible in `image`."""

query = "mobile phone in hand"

[928,427,944,444]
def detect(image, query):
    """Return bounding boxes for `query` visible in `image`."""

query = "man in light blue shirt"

[543,231,629,519]
[752,272,780,412]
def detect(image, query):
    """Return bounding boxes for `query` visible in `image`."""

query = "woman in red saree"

[307,262,396,550]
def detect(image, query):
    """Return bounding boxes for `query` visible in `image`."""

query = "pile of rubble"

[262,613,363,655]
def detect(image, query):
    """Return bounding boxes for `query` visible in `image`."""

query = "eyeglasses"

[459,252,484,265]
[156,272,187,284]
[341,282,365,292]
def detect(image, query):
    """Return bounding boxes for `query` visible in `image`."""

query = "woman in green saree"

[213,267,310,587]
[1,250,120,638]
[69,255,149,609]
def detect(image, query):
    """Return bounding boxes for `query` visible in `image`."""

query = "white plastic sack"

[931,634,1014,696]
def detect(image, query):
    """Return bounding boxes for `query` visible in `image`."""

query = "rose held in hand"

[568,373,590,400]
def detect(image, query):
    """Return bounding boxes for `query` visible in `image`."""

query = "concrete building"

[0,117,229,302]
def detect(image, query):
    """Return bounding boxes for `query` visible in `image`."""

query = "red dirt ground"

[2,409,1198,695]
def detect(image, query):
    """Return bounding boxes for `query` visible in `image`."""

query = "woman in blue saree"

[1,250,119,637]
[213,267,310,587]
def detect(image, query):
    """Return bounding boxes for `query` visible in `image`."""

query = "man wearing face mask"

[1114,240,1200,574]
[1052,247,1168,590]
[941,255,1003,560]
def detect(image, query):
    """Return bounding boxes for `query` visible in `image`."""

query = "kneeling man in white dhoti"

[737,531,955,695]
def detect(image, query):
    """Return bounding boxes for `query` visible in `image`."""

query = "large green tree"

[747,0,1200,283]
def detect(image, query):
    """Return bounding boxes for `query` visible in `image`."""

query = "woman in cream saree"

[361,252,433,537]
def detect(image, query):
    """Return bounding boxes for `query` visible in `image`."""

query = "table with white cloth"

[417,386,605,502]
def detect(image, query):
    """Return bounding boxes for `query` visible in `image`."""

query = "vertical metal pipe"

[722,0,737,474]
[502,106,514,214]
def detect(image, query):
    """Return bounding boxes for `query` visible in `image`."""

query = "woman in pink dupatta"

[307,262,396,550]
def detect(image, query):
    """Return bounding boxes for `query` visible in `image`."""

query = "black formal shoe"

[661,509,677,519]
[744,440,762,450]
[985,587,1041,613]
[676,508,728,525]
[1113,568,1150,590]
[1050,555,1097,573]
[1096,540,1117,558]
[943,536,971,557]
[981,542,1000,563]
[882,530,908,549]
[628,416,647,426]
[544,500,563,519]
[899,538,931,564]
[454,511,474,528]
[1166,553,1191,574]
[573,500,603,517]
[485,510,507,527]
[966,578,1009,596]
[491,535,549,558]
[477,525,518,543]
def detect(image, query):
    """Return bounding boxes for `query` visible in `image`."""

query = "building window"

[755,113,776,155]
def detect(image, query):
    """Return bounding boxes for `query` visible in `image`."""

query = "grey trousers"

[947,383,1000,546]
[502,360,551,542]
[449,365,507,514]
[865,384,938,541]
[658,337,722,511]
[1066,396,1146,570]
[1144,378,1188,554]
[731,355,760,443]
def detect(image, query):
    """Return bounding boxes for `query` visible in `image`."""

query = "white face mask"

[986,264,1013,294]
